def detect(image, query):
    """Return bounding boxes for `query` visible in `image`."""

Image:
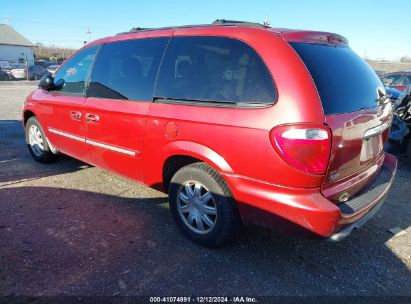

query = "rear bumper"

[223,152,397,239]
[327,199,385,241]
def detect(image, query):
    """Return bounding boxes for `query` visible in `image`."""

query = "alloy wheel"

[28,125,44,157]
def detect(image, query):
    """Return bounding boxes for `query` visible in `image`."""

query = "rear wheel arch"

[162,155,202,192]
[167,161,241,247]
[162,154,234,194]
[159,141,234,192]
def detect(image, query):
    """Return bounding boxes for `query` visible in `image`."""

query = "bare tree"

[400,55,411,63]
[34,44,77,61]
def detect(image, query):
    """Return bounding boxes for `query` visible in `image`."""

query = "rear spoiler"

[280,30,348,46]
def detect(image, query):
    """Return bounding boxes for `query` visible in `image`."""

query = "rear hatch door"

[290,41,392,202]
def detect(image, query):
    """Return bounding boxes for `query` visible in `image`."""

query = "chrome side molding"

[49,128,85,142]
[86,139,135,156]
[48,127,136,157]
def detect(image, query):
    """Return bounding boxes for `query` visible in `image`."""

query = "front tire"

[25,117,56,163]
[407,138,411,167]
[168,162,241,247]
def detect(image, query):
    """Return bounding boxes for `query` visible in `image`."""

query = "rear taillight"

[270,124,331,175]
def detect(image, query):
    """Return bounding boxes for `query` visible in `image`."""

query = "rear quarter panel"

[142,27,326,189]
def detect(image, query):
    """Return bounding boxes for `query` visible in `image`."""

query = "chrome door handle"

[70,110,82,121]
[85,113,100,123]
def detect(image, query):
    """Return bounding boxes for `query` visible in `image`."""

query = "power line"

[10,18,113,31]
[29,38,85,42]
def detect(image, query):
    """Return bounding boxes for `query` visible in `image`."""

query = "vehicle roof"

[88,20,348,47]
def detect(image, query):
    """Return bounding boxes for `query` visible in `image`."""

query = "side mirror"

[54,78,65,90]
[38,74,55,90]
[38,74,65,91]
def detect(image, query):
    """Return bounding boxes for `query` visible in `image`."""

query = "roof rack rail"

[129,27,152,32]
[212,19,269,28]
[116,19,269,35]
[116,27,155,35]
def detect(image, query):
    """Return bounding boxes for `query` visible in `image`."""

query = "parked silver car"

[9,64,27,80]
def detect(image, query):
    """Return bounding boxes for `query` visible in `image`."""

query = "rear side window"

[291,42,383,115]
[53,46,98,95]
[88,37,169,101]
[155,36,276,105]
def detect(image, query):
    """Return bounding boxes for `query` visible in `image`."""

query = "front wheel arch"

[25,116,56,163]
[23,110,36,126]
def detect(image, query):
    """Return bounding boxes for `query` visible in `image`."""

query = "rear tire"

[25,117,56,163]
[168,162,241,247]
[407,138,411,167]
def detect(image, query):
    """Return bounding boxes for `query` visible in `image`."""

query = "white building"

[0,24,35,66]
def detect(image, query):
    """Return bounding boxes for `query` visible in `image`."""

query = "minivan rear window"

[290,42,383,115]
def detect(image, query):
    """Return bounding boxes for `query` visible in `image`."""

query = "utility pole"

[263,16,270,27]
[86,26,92,43]
[24,53,28,80]
[4,15,12,26]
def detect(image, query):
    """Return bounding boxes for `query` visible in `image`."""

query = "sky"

[2,0,410,61]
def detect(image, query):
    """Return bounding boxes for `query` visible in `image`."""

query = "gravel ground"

[0,85,410,296]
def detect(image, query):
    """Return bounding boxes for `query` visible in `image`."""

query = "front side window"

[155,36,276,104]
[88,38,169,101]
[53,46,98,95]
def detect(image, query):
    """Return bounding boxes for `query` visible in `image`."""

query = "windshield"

[290,42,383,115]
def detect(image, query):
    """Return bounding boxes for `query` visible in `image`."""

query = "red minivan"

[23,20,397,246]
